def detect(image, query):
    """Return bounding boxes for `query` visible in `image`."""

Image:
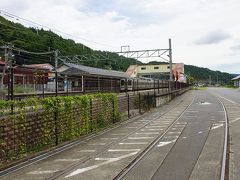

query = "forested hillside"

[0,16,235,84]
[184,65,234,85]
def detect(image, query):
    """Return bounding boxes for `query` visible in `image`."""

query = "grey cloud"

[231,44,240,50]
[212,63,240,74]
[229,44,240,56]
[195,30,231,45]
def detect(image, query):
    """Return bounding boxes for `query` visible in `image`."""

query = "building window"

[167,66,170,69]
[141,67,146,70]
[154,67,159,69]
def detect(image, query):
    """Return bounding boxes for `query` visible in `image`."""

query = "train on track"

[119,77,188,92]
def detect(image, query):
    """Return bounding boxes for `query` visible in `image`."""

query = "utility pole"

[169,38,173,81]
[0,45,8,90]
[2,44,14,100]
[209,75,212,86]
[121,45,130,52]
[55,50,59,96]
[188,72,191,84]
[8,44,14,101]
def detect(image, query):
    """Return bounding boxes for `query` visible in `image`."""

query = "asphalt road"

[1,88,240,180]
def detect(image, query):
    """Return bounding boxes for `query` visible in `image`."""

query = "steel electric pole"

[55,50,59,96]
[169,38,173,81]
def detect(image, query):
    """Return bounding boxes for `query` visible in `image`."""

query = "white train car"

[120,77,155,92]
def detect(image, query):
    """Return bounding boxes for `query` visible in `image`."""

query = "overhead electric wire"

[0,42,55,56]
[0,42,54,64]
[6,51,53,60]
[12,47,54,55]
[12,52,53,59]
[0,10,118,49]
[13,50,54,59]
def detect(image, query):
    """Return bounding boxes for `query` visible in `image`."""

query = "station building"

[57,63,128,92]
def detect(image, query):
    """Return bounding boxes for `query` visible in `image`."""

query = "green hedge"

[0,93,120,164]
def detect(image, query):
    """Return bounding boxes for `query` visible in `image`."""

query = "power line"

[12,47,54,55]
[11,52,53,59]
[0,45,54,63]
[0,10,118,49]
[0,49,52,62]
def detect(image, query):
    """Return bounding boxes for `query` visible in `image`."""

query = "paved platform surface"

[1,88,239,180]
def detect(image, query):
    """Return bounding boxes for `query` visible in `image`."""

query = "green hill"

[0,15,234,85]
[184,65,234,85]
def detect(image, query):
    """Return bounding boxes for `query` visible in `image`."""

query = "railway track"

[218,99,229,180]
[0,91,192,179]
[113,90,229,180]
[113,95,195,180]
[209,90,240,180]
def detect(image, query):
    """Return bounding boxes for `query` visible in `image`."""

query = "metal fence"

[0,87,189,167]
[0,94,119,166]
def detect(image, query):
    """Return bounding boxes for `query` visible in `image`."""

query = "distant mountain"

[0,16,234,85]
[231,74,239,77]
[184,64,234,85]
[147,61,234,85]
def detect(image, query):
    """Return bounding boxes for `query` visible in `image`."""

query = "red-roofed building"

[0,62,53,87]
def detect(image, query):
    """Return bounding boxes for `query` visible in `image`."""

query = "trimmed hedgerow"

[0,93,120,165]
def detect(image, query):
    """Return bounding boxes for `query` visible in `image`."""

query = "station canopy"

[61,63,129,79]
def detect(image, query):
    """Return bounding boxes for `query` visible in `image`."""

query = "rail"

[113,94,195,179]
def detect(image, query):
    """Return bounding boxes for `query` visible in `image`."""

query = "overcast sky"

[1,0,240,74]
